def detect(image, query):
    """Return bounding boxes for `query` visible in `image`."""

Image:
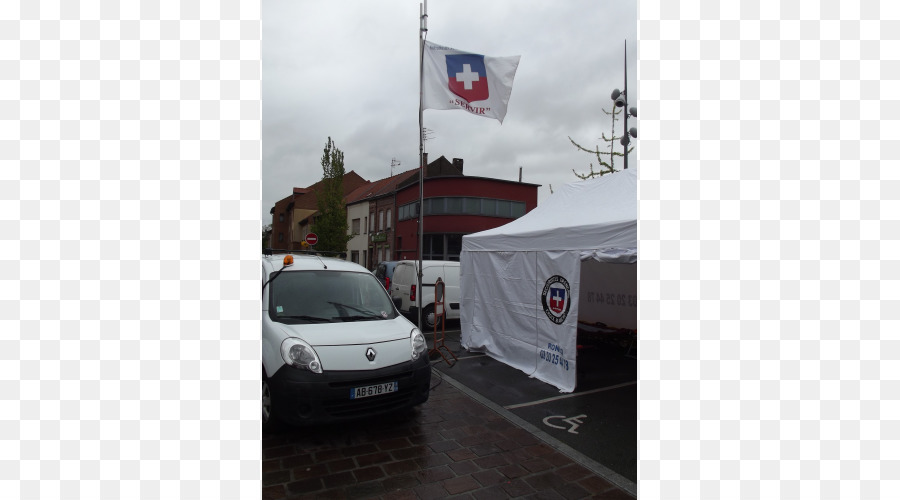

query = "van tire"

[262,375,280,432]
[423,304,442,330]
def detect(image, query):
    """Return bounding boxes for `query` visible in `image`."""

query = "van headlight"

[410,328,427,360]
[281,338,323,373]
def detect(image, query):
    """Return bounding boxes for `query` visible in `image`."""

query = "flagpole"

[623,41,628,171]
[417,1,427,330]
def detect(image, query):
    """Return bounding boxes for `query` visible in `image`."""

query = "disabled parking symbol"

[542,414,587,434]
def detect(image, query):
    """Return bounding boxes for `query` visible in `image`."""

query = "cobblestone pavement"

[262,370,635,499]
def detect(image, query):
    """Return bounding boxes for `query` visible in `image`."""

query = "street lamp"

[610,41,637,170]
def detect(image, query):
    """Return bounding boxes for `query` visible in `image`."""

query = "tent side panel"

[461,250,541,378]
[461,249,581,393]
[530,251,580,393]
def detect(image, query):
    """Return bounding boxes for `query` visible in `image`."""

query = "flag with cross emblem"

[422,40,520,123]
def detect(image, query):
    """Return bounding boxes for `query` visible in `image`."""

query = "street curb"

[435,369,638,498]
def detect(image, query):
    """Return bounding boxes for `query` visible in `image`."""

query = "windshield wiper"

[334,314,384,322]
[277,315,334,323]
[327,301,382,317]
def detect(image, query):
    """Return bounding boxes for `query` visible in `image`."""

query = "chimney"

[452,158,464,174]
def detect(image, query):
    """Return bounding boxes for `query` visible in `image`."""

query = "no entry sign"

[305,233,318,246]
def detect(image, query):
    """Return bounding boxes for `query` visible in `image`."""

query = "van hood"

[274,317,416,346]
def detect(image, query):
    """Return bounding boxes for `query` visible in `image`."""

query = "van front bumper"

[267,356,431,426]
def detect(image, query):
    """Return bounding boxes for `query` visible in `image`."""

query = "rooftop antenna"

[391,158,401,176]
[422,127,435,142]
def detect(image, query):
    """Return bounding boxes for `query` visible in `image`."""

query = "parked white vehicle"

[261,253,430,429]
[389,260,461,329]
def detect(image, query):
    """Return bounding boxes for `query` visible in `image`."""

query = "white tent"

[460,168,637,392]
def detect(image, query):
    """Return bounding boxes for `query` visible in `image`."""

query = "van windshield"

[269,270,398,324]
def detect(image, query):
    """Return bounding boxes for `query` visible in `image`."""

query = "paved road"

[429,324,637,486]
[262,379,634,499]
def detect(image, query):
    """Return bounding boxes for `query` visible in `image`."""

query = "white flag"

[422,40,520,124]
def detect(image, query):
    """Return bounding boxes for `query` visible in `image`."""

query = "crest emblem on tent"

[541,275,571,325]
[549,287,566,314]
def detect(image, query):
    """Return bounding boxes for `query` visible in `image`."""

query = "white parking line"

[438,371,637,498]
[503,380,637,410]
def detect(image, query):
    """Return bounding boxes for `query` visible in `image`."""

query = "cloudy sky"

[262,0,638,226]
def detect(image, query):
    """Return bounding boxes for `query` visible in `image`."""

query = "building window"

[481,199,496,216]
[398,202,419,221]
[511,203,526,218]
[446,198,462,213]
[278,233,284,242]
[398,197,525,220]
[446,235,462,260]
[351,251,359,264]
[379,210,384,231]
[423,234,463,261]
[423,234,442,260]
[463,197,480,214]
[496,200,511,218]
[352,218,360,235]
[364,216,367,234]
[386,209,392,229]
[369,213,375,232]
[279,213,284,222]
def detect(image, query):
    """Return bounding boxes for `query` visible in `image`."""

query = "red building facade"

[393,157,539,261]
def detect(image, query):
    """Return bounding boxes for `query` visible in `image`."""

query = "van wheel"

[423,305,442,330]
[262,377,278,432]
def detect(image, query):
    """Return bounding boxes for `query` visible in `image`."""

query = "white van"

[390,260,461,329]
[261,253,430,429]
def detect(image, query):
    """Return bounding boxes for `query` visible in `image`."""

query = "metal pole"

[623,41,628,171]
[417,2,427,330]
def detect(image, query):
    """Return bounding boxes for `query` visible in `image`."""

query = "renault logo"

[365,347,376,361]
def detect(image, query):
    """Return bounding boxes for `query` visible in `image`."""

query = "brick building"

[267,156,539,267]
[268,171,368,252]
[344,170,417,269]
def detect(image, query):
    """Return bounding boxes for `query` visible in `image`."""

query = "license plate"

[350,381,398,400]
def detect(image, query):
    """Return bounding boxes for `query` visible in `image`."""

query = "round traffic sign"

[305,233,318,245]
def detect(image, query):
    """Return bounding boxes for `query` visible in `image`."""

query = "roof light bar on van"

[262,255,294,295]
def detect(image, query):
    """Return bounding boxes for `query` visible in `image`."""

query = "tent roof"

[462,168,636,252]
